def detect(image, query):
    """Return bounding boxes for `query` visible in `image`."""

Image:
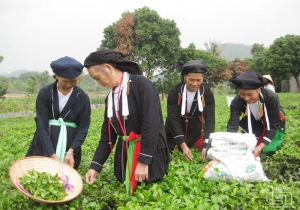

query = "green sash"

[121,134,141,195]
[49,118,77,161]
[263,126,284,153]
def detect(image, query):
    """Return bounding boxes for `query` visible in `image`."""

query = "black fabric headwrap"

[174,60,208,75]
[230,70,267,89]
[84,49,142,75]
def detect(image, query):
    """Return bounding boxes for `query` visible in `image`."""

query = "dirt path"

[0,111,35,119]
[0,104,105,119]
[3,93,28,98]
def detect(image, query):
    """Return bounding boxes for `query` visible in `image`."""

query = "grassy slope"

[0,93,299,209]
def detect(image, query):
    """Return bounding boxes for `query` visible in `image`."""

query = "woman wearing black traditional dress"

[84,50,170,195]
[165,60,215,161]
[227,70,285,156]
[26,56,91,169]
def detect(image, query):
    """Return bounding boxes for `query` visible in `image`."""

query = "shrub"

[0,76,9,97]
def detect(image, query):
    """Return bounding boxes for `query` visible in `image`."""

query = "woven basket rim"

[9,156,83,204]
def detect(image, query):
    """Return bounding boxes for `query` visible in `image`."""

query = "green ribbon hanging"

[49,118,77,161]
[121,135,141,195]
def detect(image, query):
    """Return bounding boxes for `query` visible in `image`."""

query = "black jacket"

[90,74,170,184]
[26,82,91,169]
[227,88,281,145]
[165,82,215,149]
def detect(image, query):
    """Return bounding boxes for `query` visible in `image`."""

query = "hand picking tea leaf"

[19,170,67,201]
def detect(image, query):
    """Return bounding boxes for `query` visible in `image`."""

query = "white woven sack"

[203,132,268,182]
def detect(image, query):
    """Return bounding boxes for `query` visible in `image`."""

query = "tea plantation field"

[0,94,299,209]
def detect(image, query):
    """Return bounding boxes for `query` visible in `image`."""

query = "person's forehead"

[88,66,102,77]
[239,89,257,94]
[56,75,78,81]
[185,73,203,78]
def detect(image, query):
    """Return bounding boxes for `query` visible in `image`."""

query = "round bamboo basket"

[9,156,83,204]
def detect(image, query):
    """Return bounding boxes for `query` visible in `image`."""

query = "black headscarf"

[50,56,83,78]
[84,49,142,75]
[175,60,208,75]
[230,70,267,89]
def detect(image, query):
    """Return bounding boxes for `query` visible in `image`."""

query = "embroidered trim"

[91,161,102,167]
[174,135,184,138]
[239,126,247,133]
[140,153,152,158]
[263,136,271,142]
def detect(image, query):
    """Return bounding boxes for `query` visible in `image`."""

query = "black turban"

[84,49,142,75]
[175,60,208,75]
[50,56,83,78]
[230,70,267,89]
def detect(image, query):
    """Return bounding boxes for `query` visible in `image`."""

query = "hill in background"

[0,69,29,77]
[220,43,252,61]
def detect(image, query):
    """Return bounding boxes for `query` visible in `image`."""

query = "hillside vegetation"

[220,43,252,61]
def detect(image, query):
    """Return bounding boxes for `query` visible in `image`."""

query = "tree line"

[1,6,300,97]
[99,7,300,94]
[0,70,109,97]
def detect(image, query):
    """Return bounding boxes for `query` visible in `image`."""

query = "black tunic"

[89,74,170,184]
[165,83,215,150]
[26,82,91,169]
[227,88,282,145]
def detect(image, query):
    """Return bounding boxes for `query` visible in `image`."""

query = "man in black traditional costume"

[165,60,215,161]
[26,56,91,169]
[227,70,285,156]
[84,49,170,195]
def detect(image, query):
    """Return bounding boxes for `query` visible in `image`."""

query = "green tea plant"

[0,94,107,114]
[262,93,300,183]
[19,170,67,201]
[0,94,299,209]
[0,96,36,113]
[89,96,106,105]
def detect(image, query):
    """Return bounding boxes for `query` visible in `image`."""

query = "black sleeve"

[262,92,281,145]
[166,86,185,145]
[203,87,215,139]
[137,77,161,165]
[90,99,118,172]
[70,92,91,154]
[35,88,55,156]
[227,95,244,132]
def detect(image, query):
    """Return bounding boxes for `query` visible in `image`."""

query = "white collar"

[247,93,270,134]
[181,84,204,115]
[107,72,129,118]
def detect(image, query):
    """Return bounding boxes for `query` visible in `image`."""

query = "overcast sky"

[0,0,299,74]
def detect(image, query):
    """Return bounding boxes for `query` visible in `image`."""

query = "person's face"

[56,76,79,91]
[88,65,113,88]
[184,73,204,92]
[238,88,261,104]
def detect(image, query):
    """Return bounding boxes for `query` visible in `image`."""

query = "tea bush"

[0,93,299,209]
